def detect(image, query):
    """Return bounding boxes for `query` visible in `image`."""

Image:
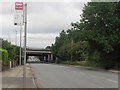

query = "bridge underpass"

[26,49,53,63]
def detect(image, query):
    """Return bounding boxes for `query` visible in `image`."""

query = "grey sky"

[1,1,88,49]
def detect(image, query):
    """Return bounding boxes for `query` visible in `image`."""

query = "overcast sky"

[0,1,89,49]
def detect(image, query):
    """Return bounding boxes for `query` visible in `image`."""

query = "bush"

[72,41,89,61]
[58,43,71,61]
[0,49,8,65]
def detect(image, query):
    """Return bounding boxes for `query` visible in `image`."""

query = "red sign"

[15,2,23,10]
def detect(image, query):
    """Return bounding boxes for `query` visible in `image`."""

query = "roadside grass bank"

[58,60,120,71]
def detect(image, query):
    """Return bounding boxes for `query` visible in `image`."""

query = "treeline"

[51,2,120,69]
[0,38,20,65]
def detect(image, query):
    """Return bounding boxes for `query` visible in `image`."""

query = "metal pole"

[71,39,73,64]
[15,30,17,45]
[20,24,22,65]
[23,3,27,88]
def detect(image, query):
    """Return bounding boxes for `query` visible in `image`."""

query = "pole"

[15,30,17,45]
[19,24,22,65]
[71,39,73,64]
[23,3,27,88]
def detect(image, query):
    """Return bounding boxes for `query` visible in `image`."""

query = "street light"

[23,3,27,88]
[15,30,17,46]
[71,39,73,64]
[19,24,22,65]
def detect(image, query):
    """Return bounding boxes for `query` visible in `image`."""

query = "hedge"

[0,49,8,65]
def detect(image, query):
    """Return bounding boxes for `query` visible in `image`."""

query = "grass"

[59,60,102,68]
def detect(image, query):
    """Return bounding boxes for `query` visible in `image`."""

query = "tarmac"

[0,64,36,89]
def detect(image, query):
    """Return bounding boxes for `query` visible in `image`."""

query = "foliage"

[0,49,8,65]
[58,43,71,61]
[45,46,52,50]
[52,2,120,69]
[1,39,20,61]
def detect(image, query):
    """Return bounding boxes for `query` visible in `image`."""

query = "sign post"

[15,2,24,25]
[23,3,27,88]
[15,2,23,66]
[14,2,27,88]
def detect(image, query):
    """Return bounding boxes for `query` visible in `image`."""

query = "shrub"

[0,49,8,65]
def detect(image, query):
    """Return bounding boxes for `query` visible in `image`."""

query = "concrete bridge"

[26,49,53,63]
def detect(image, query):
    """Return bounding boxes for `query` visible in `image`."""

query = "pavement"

[1,64,36,89]
[30,63,119,88]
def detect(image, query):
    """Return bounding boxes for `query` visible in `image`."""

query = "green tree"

[0,49,8,65]
[52,2,120,69]
[71,2,120,68]
[52,30,67,57]
[2,39,20,61]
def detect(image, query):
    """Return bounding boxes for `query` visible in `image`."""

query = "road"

[30,63,118,88]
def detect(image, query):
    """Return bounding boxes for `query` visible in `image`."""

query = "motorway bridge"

[26,49,53,63]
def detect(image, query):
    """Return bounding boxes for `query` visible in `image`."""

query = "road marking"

[90,83,96,86]
[90,75,97,78]
[60,66,65,67]
[90,83,104,88]
[80,72,85,75]
[98,86,104,88]
[73,71,76,72]
[107,79,117,83]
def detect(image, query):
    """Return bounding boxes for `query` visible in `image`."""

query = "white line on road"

[90,75,97,78]
[73,71,77,72]
[90,83,104,88]
[107,79,117,83]
[60,66,65,67]
[90,83,96,86]
[98,86,104,88]
[80,72,85,75]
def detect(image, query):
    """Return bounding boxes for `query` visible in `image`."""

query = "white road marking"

[107,79,117,83]
[90,83,104,88]
[60,66,65,67]
[90,75,97,78]
[80,72,85,75]
[90,83,96,86]
[98,86,104,88]
[73,71,76,72]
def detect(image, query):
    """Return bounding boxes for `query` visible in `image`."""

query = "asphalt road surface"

[30,63,118,88]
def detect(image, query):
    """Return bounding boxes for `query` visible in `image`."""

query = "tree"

[2,39,20,61]
[52,2,120,69]
[45,46,51,50]
[71,2,120,68]
[52,30,67,57]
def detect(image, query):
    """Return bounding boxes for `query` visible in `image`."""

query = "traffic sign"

[14,2,24,25]
[15,2,23,10]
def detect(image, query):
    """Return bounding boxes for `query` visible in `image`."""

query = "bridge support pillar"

[48,55,50,62]
[44,56,46,62]
[50,54,53,61]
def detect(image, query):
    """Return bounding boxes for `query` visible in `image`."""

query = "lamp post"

[15,30,17,45]
[19,24,22,65]
[23,3,27,88]
[71,39,73,64]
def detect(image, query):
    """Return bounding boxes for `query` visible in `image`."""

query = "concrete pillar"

[48,55,50,61]
[44,56,46,61]
[51,54,53,61]
[55,57,58,63]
